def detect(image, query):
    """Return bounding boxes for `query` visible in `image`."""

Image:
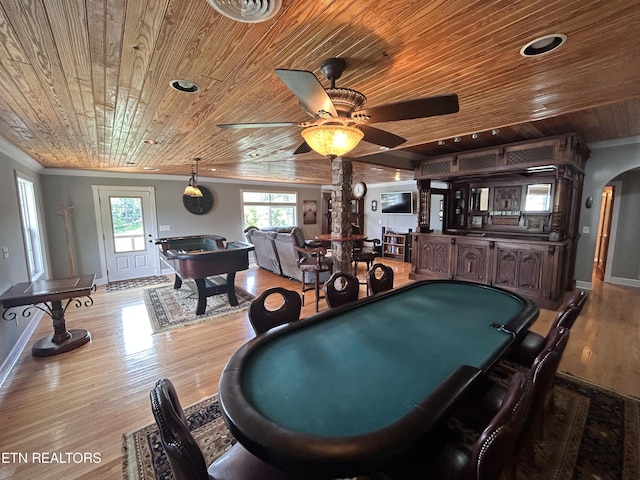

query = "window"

[16,175,45,281]
[242,191,297,229]
[109,196,146,253]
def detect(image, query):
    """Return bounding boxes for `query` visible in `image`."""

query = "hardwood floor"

[0,259,637,480]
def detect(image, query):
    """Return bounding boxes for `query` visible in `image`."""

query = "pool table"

[219,280,538,478]
[155,235,254,315]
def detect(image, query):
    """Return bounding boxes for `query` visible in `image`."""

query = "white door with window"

[95,186,159,282]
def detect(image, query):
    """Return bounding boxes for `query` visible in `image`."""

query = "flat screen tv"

[380,191,413,214]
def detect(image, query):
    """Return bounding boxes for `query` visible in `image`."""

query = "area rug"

[121,372,640,480]
[105,275,170,292]
[143,279,254,334]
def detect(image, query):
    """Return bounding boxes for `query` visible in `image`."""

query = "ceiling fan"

[217,58,459,158]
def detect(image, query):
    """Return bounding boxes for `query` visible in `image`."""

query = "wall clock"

[183,185,214,215]
[352,181,367,199]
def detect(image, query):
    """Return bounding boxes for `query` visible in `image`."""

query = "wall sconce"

[371,200,377,211]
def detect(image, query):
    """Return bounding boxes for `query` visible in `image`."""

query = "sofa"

[244,226,333,284]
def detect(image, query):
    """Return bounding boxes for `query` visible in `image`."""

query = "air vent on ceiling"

[206,0,282,23]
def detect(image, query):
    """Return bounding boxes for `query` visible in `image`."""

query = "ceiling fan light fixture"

[206,0,282,23]
[301,125,364,159]
[520,33,567,57]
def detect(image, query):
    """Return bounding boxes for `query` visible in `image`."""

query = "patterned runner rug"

[105,275,170,292]
[143,279,254,334]
[122,372,640,480]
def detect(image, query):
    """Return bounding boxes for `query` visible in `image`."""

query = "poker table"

[219,280,538,478]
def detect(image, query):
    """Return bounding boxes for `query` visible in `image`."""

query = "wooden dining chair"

[323,272,360,308]
[248,287,302,335]
[149,379,295,480]
[367,263,394,295]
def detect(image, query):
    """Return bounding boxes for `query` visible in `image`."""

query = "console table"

[0,274,95,357]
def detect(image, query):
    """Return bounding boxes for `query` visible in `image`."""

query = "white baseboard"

[575,280,593,290]
[0,312,43,388]
[609,276,640,288]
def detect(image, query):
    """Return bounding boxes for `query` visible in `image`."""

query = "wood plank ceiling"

[0,0,639,185]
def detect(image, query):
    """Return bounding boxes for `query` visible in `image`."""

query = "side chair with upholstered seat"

[248,287,302,335]
[350,224,381,294]
[149,378,296,480]
[323,272,360,308]
[293,242,333,312]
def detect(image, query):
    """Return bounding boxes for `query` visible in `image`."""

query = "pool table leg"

[194,278,208,315]
[226,272,238,306]
[173,274,183,289]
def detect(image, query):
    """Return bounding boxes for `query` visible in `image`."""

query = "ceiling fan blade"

[359,124,407,148]
[354,94,459,123]
[217,122,300,129]
[293,141,312,155]
[275,69,337,118]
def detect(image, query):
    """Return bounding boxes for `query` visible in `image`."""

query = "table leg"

[31,300,91,357]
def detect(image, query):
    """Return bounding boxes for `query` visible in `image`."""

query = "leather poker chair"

[456,327,570,476]
[505,290,587,368]
[323,272,360,308]
[367,263,394,295]
[377,371,534,480]
[248,287,302,335]
[150,379,296,480]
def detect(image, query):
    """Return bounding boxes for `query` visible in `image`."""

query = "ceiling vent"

[206,0,282,23]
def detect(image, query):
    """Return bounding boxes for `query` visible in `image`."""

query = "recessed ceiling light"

[206,0,282,23]
[379,146,390,151]
[437,140,445,145]
[248,152,259,158]
[370,167,385,171]
[453,137,461,143]
[143,166,159,171]
[209,168,217,172]
[143,139,157,145]
[169,79,200,93]
[520,34,567,57]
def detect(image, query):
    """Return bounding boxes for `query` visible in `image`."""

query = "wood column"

[331,157,353,273]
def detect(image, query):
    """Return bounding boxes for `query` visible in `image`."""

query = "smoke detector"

[207,0,282,23]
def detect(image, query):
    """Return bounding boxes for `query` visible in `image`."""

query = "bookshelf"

[382,232,409,261]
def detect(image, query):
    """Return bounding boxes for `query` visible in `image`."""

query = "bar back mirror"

[524,183,552,212]
[470,187,489,211]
